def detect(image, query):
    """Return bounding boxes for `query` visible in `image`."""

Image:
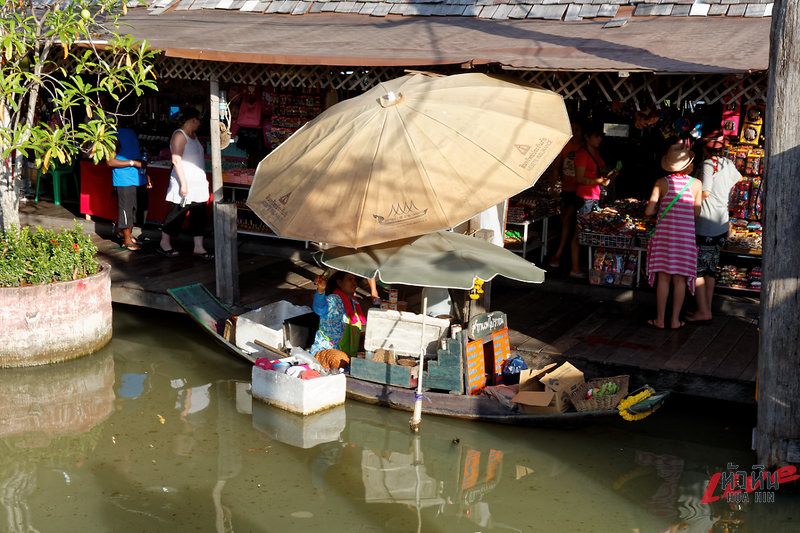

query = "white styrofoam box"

[251,402,346,449]
[365,309,450,358]
[236,301,312,353]
[251,365,346,415]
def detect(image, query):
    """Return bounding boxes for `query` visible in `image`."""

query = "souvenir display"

[723,139,764,255]
[589,248,638,287]
[577,199,654,247]
[728,219,762,251]
[509,176,561,221]
[718,265,761,292]
[738,104,764,145]
[266,88,323,148]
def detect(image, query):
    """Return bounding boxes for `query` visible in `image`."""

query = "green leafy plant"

[0,221,98,287]
[1,0,158,230]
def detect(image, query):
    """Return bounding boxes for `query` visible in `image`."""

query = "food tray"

[570,375,629,412]
[578,232,634,248]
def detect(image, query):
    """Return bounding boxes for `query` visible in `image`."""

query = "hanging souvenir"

[738,104,764,145]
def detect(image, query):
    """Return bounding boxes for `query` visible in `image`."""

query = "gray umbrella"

[316,230,545,433]
[314,230,545,290]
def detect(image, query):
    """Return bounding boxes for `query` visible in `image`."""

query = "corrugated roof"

[117,9,770,73]
[138,0,774,20]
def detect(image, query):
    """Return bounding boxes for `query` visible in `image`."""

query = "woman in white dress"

[158,107,213,260]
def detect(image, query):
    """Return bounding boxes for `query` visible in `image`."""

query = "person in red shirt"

[570,123,610,278]
[548,121,584,269]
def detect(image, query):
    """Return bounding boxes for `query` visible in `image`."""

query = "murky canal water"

[1,305,797,532]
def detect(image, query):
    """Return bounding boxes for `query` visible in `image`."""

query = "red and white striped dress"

[646,172,698,294]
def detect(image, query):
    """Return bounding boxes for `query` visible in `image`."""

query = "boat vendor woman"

[310,271,367,360]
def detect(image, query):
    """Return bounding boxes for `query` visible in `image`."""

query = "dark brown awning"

[118,10,770,74]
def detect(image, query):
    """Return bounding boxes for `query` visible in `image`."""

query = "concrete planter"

[0,262,112,367]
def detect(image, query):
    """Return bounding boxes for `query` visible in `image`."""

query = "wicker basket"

[570,375,630,412]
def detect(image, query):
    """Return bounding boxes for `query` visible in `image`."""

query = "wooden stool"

[35,162,78,205]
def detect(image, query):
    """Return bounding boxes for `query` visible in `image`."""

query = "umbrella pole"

[413,434,423,533]
[409,296,427,433]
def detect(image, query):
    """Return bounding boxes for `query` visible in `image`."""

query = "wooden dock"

[20,199,759,404]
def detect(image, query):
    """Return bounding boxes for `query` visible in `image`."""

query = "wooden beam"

[210,77,239,304]
[757,0,800,468]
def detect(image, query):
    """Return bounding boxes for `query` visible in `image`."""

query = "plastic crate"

[578,232,634,248]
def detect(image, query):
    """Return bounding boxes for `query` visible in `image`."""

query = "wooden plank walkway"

[20,199,759,404]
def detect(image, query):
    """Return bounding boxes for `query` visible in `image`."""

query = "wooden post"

[757,0,800,468]
[210,77,239,304]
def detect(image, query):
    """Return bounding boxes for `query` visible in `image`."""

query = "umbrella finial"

[380,91,404,108]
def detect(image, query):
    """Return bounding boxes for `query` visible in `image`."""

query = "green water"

[0,305,797,532]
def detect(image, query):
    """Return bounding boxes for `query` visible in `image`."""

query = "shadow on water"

[0,304,797,532]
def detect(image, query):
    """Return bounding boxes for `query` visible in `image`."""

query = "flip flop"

[647,319,665,330]
[569,272,587,279]
[671,321,687,330]
[119,243,141,252]
[193,251,215,261]
[156,247,180,257]
[548,258,560,268]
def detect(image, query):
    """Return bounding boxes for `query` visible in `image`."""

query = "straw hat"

[661,143,694,172]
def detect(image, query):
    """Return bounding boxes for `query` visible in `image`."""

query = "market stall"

[568,103,765,293]
[504,174,561,263]
[79,160,212,224]
[577,199,653,288]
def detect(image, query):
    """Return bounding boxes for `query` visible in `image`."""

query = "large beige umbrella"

[247,72,571,248]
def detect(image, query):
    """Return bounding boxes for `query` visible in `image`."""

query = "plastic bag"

[290,346,327,374]
[501,355,528,385]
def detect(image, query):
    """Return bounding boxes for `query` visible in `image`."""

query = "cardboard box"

[511,362,584,414]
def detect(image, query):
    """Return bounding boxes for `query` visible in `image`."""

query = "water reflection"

[0,350,115,532]
[0,305,796,532]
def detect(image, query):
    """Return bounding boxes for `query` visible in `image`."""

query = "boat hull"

[169,283,620,427]
[346,375,616,426]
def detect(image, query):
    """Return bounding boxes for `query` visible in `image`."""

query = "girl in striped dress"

[645,143,703,330]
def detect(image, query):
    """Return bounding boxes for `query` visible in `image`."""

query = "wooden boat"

[168,283,666,426]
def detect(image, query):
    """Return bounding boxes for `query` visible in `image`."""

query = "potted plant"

[0,222,112,367]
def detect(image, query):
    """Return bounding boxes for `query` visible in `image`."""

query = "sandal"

[193,251,215,261]
[120,242,141,252]
[116,232,141,245]
[157,247,180,257]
